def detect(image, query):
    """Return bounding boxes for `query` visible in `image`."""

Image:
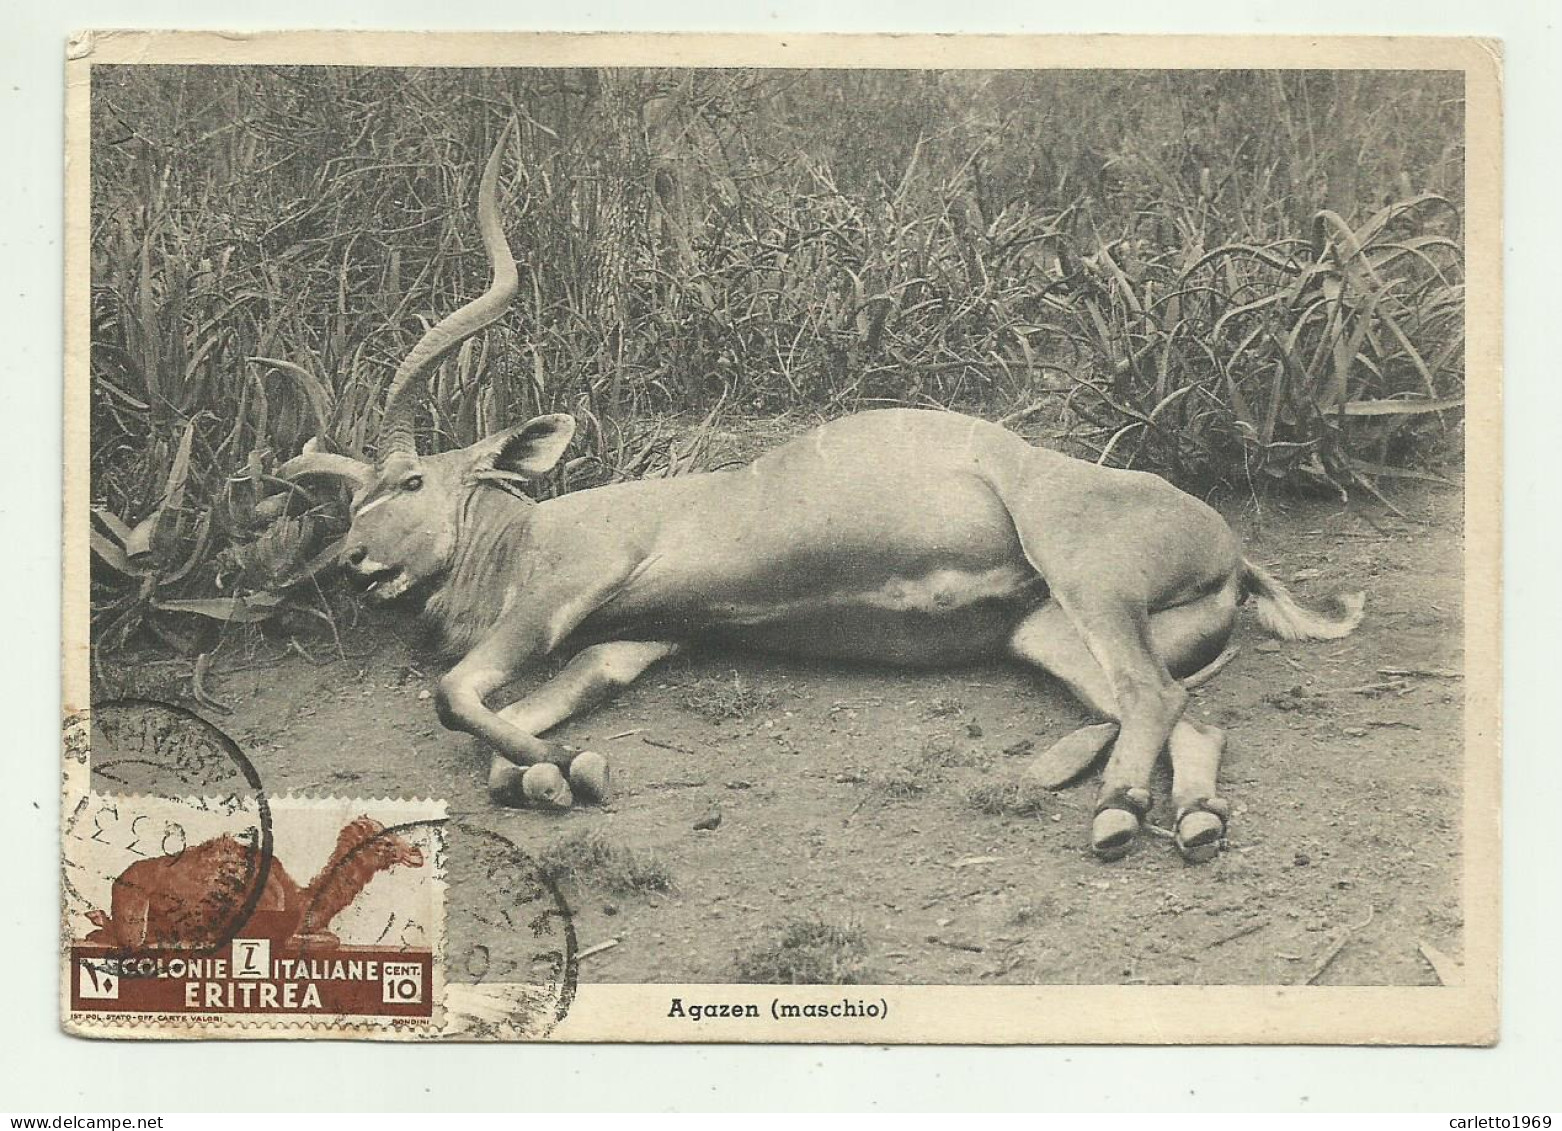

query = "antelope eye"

[402,474,424,492]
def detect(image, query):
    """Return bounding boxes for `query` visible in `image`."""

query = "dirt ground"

[117,475,1460,989]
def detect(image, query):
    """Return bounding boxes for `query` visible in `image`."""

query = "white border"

[6,0,1560,1113]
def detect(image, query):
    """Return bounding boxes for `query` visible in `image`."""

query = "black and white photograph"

[60,32,1500,1044]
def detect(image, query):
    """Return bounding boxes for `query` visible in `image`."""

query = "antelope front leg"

[436,649,568,770]
[435,566,643,775]
[495,640,681,737]
[486,640,680,805]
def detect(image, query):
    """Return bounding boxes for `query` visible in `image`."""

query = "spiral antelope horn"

[278,446,371,493]
[377,122,518,462]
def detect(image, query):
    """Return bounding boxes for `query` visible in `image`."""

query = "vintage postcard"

[62,31,1500,1043]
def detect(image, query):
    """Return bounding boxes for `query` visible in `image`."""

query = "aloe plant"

[90,416,338,655]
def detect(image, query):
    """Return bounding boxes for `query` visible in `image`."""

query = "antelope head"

[279,125,575,603]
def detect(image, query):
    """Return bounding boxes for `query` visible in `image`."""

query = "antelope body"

[282,129,1364,862]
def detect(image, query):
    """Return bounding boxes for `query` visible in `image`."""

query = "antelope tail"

[1240,559,1366,642]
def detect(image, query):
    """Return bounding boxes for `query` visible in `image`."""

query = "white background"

[3,0,1558,1114]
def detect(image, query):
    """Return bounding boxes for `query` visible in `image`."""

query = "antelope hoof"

[1174,797,1230,865]
[1091,787,1151,861]
[489,756,529,807]
[1025,722,1120,789]
[1090,809,1141,861]
[567,750,610,805]
[522,763,574,811]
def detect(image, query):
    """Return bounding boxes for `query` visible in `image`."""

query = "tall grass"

[89,67,1464,654]
[1050,195,1464,494]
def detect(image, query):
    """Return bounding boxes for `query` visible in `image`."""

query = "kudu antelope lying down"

[282,132,1364,863]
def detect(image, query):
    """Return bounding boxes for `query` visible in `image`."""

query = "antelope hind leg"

[1157,587,1238,862]
[1091,587,1237,859]
[1065,597,1190,861]
[1009,588,1238,859]
[1009,602,1155,859]
[1168,720,1230,864]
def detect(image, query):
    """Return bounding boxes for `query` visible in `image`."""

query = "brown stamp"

[65,792,443,1032]
[62,700,578,1039]
[64,701,449,1033]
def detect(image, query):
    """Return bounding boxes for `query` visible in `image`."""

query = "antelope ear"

[471,414,577,478]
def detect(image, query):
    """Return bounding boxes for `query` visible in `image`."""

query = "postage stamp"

[62,702,576,1038]
[62,703,449,1034]
[66,792,443,1030]
[62,31,1501,1043]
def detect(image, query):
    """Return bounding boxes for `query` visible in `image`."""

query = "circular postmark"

[63,699,275,958]
[439,820,577,1040]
